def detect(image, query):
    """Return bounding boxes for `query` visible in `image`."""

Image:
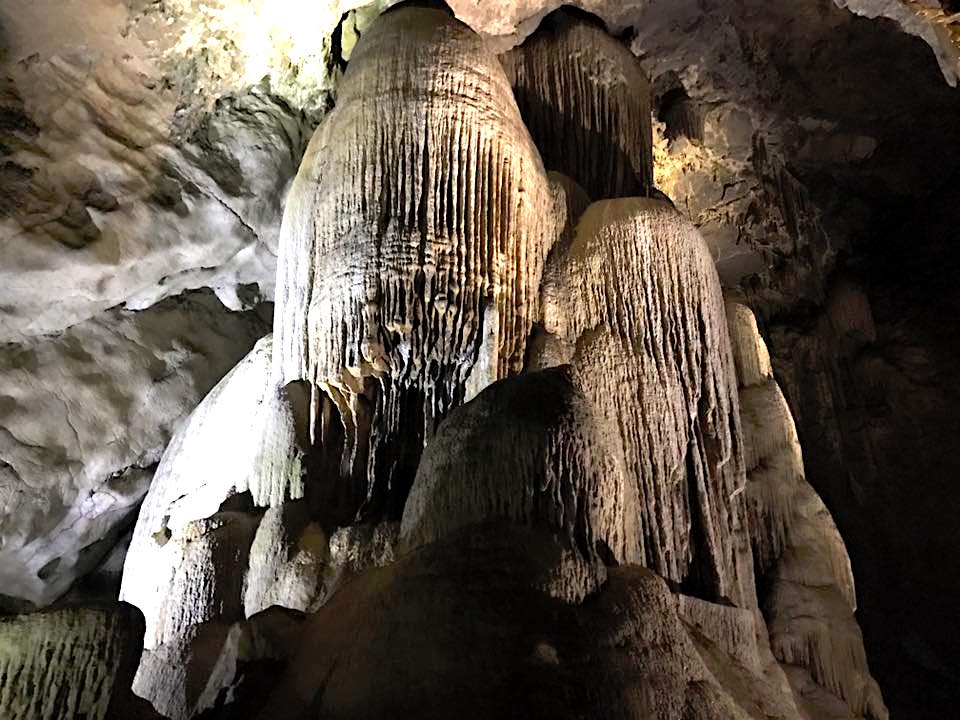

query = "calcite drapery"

[272,6,563,518]
[539,198,753,607]
[501,9,653,200]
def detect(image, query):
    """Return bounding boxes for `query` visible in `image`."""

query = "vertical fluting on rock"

[272,6,562,520]
[0,604,144,720]
[539,198,752,607]
[500,9,653,201]
[727,300,887,720]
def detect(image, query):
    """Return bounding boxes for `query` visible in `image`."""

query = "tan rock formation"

[402,367,629,600]
[501,8,653,199]
[727,300,887,720]
[538,197,753,607]
[272,6,564,519]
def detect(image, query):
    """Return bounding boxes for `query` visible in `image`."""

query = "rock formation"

[0,292,268,609]
[272,6,563,520]
[0,603,148,720]
[9,0,960,717]
[501,8,653,199]
[401,366,626,600]
[726,300,886,720]
[537,198,753,608]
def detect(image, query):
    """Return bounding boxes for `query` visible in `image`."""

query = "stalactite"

[539,197,753,608]
[500,9,653,200]
[272,6,563,521]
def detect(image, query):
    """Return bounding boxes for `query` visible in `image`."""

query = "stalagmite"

[120,336,301,651]
[538,198,752,608]
[272,6,564,520]
[501,9,653,200]
[247,549,763,720]
[118,335,309,718]
[726,300,887,719]
[0,604,146,720]
[0,3,921,718]
[402,366,634,600]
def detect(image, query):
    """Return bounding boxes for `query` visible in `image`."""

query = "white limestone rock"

[726,300,887,719]
[0,0,308,341]
[0,292,268,608]
[539,197,754,608]
[120,335,304,651]
[243,503,329,618]
[131,511,261,719]
[272,6,564,518]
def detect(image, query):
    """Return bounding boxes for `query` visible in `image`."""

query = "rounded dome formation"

[248,547,757,720]
[401,366,635,600]
[272,5,564,518]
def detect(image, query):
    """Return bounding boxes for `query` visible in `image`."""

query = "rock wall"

[0,292,268,608]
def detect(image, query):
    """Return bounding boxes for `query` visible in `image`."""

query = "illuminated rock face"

[0,292,267,608]
[119,336,303,652]
[538,198,754,608]
[727,301,887,720]
[272,6,563,519]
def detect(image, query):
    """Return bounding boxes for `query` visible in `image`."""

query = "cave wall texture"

[2,0,960,718]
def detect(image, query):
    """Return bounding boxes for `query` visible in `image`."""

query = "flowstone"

[100,6,890,720]
[271,6,564,519]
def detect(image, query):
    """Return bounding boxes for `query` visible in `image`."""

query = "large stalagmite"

[501,9,654,200]
[272,6,563,520]
[0,5,899,720]
[537,198,752,608]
